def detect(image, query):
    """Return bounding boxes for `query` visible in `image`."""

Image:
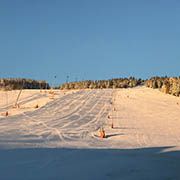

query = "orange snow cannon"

[99,128,106,138]
[1,111,9,117]
[34,104,39,109]
[111,122,114,129]
[5,111,9,117]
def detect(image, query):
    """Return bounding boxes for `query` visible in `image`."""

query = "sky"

[0,0,180,85]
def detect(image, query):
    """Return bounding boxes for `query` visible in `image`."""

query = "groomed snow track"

[0,89,112,148]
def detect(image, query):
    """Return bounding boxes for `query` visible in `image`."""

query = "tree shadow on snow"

[0,146,179,180]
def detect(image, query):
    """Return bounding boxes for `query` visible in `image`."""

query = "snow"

[0,87,180,179]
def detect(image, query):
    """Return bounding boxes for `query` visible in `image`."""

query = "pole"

[14,80,24,107]
[66,75,69,83]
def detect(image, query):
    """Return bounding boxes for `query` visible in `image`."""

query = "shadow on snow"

[0,146,179,180]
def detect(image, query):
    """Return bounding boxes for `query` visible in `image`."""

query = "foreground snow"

[0,147,179,180]
[0,87,180,179]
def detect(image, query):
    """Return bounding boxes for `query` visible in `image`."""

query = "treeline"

[60,77,143,90]
[0,78,50,90]
[145,76,180,96]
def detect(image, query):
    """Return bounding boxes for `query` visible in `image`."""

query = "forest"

[145,76,180,96]
[60,77,144,89]
[0,78,50,90]
[1,77,180,98]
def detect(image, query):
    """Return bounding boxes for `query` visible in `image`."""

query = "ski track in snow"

[1,87,180,180]
[0,87,180,149]
[0,89,112,148]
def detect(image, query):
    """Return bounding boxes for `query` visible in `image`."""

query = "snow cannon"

[111,122,114,129]
[1,111,9,117]
[35,104,39,109]
[13,104,20,109]
[99,128,106,139]
[5,111,9,117]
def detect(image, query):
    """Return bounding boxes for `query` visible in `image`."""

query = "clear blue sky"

[0,0,180,85]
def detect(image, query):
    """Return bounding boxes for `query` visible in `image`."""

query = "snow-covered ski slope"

[0,87,180,180]
[0,89,112,148]
[1,87,180,149]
